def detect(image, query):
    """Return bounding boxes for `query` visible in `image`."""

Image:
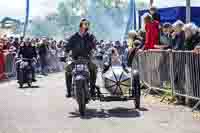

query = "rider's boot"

[66,89,72,97]
[31,66,37,82]
[66,83,72,97]
[66,75,72,98]
[102,64,110,74]
[95,85,101,97]
[90,84,96,98]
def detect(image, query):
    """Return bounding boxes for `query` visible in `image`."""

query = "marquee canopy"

[138,6,200,28]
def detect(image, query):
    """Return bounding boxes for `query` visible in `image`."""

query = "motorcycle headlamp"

[75,64,88,71]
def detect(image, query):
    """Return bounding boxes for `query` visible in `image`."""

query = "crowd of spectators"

[93,7,200,72]
[128,7,200,52]
[126,6,200,65]
[1,6,200,80]
[0,36,66,79]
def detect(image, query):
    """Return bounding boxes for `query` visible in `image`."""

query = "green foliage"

[28,18,60,38]
[102,0,113,8]
[27,0,148,39]
[162,81,173,97]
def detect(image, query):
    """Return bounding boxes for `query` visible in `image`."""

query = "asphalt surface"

[0,72,199,133]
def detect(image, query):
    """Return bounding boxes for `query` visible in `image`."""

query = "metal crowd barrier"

[4,53,16,78]
[0,52,5,80]
[0,51,65,81]
[132,50,200,111]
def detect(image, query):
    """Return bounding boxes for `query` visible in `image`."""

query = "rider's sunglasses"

[82,21,89,26]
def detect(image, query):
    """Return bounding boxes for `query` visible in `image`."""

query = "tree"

[28,17,60,37]
[28,0,146,40]
[57,2,70,28]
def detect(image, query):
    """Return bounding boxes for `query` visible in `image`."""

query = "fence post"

[168,51,176,103]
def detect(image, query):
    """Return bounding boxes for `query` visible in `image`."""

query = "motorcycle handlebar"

[73,57,90,65]
[16,58,36,61]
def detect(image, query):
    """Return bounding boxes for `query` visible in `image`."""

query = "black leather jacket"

[65,32,97,60]
[18,46,37,59]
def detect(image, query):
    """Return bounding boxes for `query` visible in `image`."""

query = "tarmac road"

[0,72,199,133]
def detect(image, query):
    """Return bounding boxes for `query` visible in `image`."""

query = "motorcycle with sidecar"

[63,54,141,116]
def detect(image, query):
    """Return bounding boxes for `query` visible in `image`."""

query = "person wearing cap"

[65,18,97,97]
[156,22,173,49]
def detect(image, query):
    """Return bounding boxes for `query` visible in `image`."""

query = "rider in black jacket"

[65,19,97,97]
[18,41,37,81]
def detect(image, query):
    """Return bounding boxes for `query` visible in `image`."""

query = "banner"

[124,0,137,38]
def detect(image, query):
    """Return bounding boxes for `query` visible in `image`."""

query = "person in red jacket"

[143,13,159,50]
[0,38,6,80]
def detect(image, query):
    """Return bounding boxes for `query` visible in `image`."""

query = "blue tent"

[138,6,200,28]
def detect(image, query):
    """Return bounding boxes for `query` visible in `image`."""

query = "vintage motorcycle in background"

[16,58,36,88]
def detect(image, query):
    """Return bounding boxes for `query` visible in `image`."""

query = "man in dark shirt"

[13,37,20,50]
[65,19,97,97]
[18,41,37,81]
[18,42,37,60]
[38,39,49,76]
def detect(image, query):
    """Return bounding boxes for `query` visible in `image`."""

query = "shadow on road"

[69,107,148,119]
[18,85,40,89]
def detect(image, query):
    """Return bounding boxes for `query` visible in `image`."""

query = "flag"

[23,0,30,37]
[124,0,137,39]
[150,0,154,6]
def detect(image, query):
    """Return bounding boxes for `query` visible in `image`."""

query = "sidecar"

[97,64,141,109]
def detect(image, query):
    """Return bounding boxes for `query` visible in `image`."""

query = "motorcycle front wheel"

[76,80,87,116]
[19,83,23,88]
[132,74,141,109]
[27,82,32,87]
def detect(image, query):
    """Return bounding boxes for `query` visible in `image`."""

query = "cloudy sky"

[0,0,62,19]
[0,0,200,20]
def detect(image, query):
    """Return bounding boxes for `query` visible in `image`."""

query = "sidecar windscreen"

[103,66,131,96]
